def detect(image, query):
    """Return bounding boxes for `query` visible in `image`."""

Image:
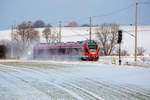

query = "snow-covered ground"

[99,56,150,67]
[0,60,150,100]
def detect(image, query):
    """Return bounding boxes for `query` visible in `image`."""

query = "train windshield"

[88,45,97,51]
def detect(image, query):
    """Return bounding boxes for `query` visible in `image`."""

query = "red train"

[33,40,103,61]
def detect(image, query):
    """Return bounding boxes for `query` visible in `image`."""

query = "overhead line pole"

[11,25,14,41]
[11,25,14,58]
[59,21,62,42]
[135,3,138,62]
[89,16,92,41]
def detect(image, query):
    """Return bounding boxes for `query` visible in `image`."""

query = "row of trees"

[29,20,98,27]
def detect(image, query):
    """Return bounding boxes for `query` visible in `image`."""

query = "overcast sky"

[0,0,150,29]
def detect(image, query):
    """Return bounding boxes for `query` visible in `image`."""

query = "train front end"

[81,40,100,61]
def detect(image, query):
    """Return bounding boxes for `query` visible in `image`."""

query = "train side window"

[59,48,66,55]
[51,49,54,55]
[51,48,58,55]
[66,48,72,55]
[44,48,50,55]
[55,49,58,55]
[37,49,43,55]
[72,48,77,55]
[72,48,81,56]
[78,48,82,55]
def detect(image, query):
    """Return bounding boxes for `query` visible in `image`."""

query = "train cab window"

[88,45,97,51]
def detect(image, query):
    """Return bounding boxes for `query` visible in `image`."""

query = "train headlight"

[91,52,96,54]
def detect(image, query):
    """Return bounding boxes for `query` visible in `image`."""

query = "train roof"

[34,40,99,48]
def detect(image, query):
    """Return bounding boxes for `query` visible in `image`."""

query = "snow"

[0,60,150,100]
[0,30,11,41]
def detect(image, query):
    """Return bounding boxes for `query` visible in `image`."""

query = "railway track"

[0,62,150,100]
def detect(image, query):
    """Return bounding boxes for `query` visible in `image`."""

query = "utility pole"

[11,25,14,58]
[135,3,138,62]
[11,25,14,41]
[28,23,32,46]
[59,21,62,42]
[89,16,92,41]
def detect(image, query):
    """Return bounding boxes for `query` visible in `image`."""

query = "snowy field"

[0,60,150,100]
[0,25,150,55]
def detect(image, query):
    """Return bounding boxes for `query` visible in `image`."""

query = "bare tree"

[51,33,58,43]
[115,48,129,56]
[14,22,40,56]
[96,24,119,56]
[42,27,59,43]
[51,29,59,43]
[121,49,129,56]
[137,47,146,56]
[42,26,51,43]
[16,22,39,46]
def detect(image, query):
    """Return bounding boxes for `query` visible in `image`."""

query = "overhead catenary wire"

[52,3,136,26]
[57,2,150,41]
[38,2,150,27]
[60,28,150,38]
[138,2,150,4]
[92,3,135,18]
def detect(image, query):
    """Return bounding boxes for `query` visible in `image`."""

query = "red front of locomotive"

[81,40,100,61]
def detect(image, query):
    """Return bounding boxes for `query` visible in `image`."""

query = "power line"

[50,2,150,26]
[54,3,136,26]
[61,29,150,38]
[123,30,135,38]
[138,2,150,4]
[92,3,134,18]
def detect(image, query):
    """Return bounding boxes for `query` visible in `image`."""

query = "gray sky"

[0,0,150,29]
